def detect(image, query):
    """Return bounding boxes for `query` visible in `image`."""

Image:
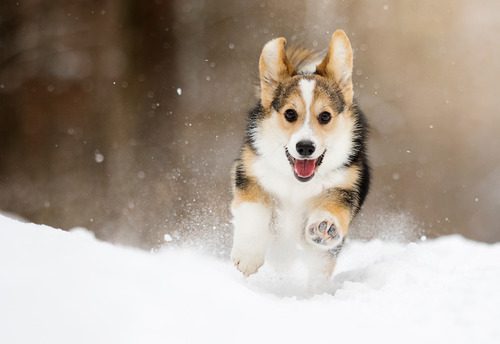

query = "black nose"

[296,140,315,157]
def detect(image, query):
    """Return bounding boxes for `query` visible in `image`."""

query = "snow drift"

[1,214,499,344]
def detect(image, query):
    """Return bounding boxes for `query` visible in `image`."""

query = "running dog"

[230,30,370,278]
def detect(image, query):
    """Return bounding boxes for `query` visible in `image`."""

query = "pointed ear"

[316,30,353,105]
[259,37,294,108]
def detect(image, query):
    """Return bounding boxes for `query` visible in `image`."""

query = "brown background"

[1,0,499,251]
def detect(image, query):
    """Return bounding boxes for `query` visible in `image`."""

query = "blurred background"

[1,0,499,250]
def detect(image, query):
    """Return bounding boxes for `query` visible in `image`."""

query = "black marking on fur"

[357,158,371,210]
[344,104,369,168]
[244,102,266,153]
[270,84,284,111]
[342,102,371,211]
[234,160,249,190]
[328,237,346,257]
[339,189,357,209]
[323,181,367,218]
[336,188,359,213]
[316,150,325,167]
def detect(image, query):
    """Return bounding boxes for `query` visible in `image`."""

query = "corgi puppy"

[230,30,370,278]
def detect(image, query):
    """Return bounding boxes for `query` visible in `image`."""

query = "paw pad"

[306,219,343,250]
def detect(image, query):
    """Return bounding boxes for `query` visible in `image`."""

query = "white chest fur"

[251,155,348,240]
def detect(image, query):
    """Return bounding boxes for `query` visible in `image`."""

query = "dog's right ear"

[259,38,293,108]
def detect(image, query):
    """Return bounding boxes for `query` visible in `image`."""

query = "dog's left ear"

[259,37,294,108]
[316,30,353,105]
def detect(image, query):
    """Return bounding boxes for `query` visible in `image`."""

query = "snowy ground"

[1,214,499,344]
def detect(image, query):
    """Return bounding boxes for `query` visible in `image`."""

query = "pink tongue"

[294,159,316,178]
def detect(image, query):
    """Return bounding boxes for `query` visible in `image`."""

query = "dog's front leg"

[304,188,357,276]
[231,201,272,276]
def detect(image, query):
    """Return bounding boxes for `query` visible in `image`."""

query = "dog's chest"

[271,199,307,243]
[255,158,349,238]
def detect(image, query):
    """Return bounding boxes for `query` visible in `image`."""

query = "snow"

[94,150,104,163]
[1,215,499,344]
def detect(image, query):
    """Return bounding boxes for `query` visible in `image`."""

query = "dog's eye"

[318,111,332,124]
[284,109,298,122]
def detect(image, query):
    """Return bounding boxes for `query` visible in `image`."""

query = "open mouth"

[285,148,326,182]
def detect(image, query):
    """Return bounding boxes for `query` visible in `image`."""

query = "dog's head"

[254,30,357,182]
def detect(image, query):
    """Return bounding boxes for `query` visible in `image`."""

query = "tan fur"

[271,74,350,146]
[338,164,362,189]
[308,163,362,237]
[232,182,270,206]
[254,46,321,100]
[316,30,354,104]
[309,85,346,138]
[231,146,271,206]
[311,194,352,236]
[275,85,306,135]
[259,38,294,108]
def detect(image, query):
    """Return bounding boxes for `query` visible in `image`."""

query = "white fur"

[289,79,319,158]
[299,79,315,123]
[230,202,272,276]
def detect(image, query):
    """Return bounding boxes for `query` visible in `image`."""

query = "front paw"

[230,247,265,277]
[305,214,344,251]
